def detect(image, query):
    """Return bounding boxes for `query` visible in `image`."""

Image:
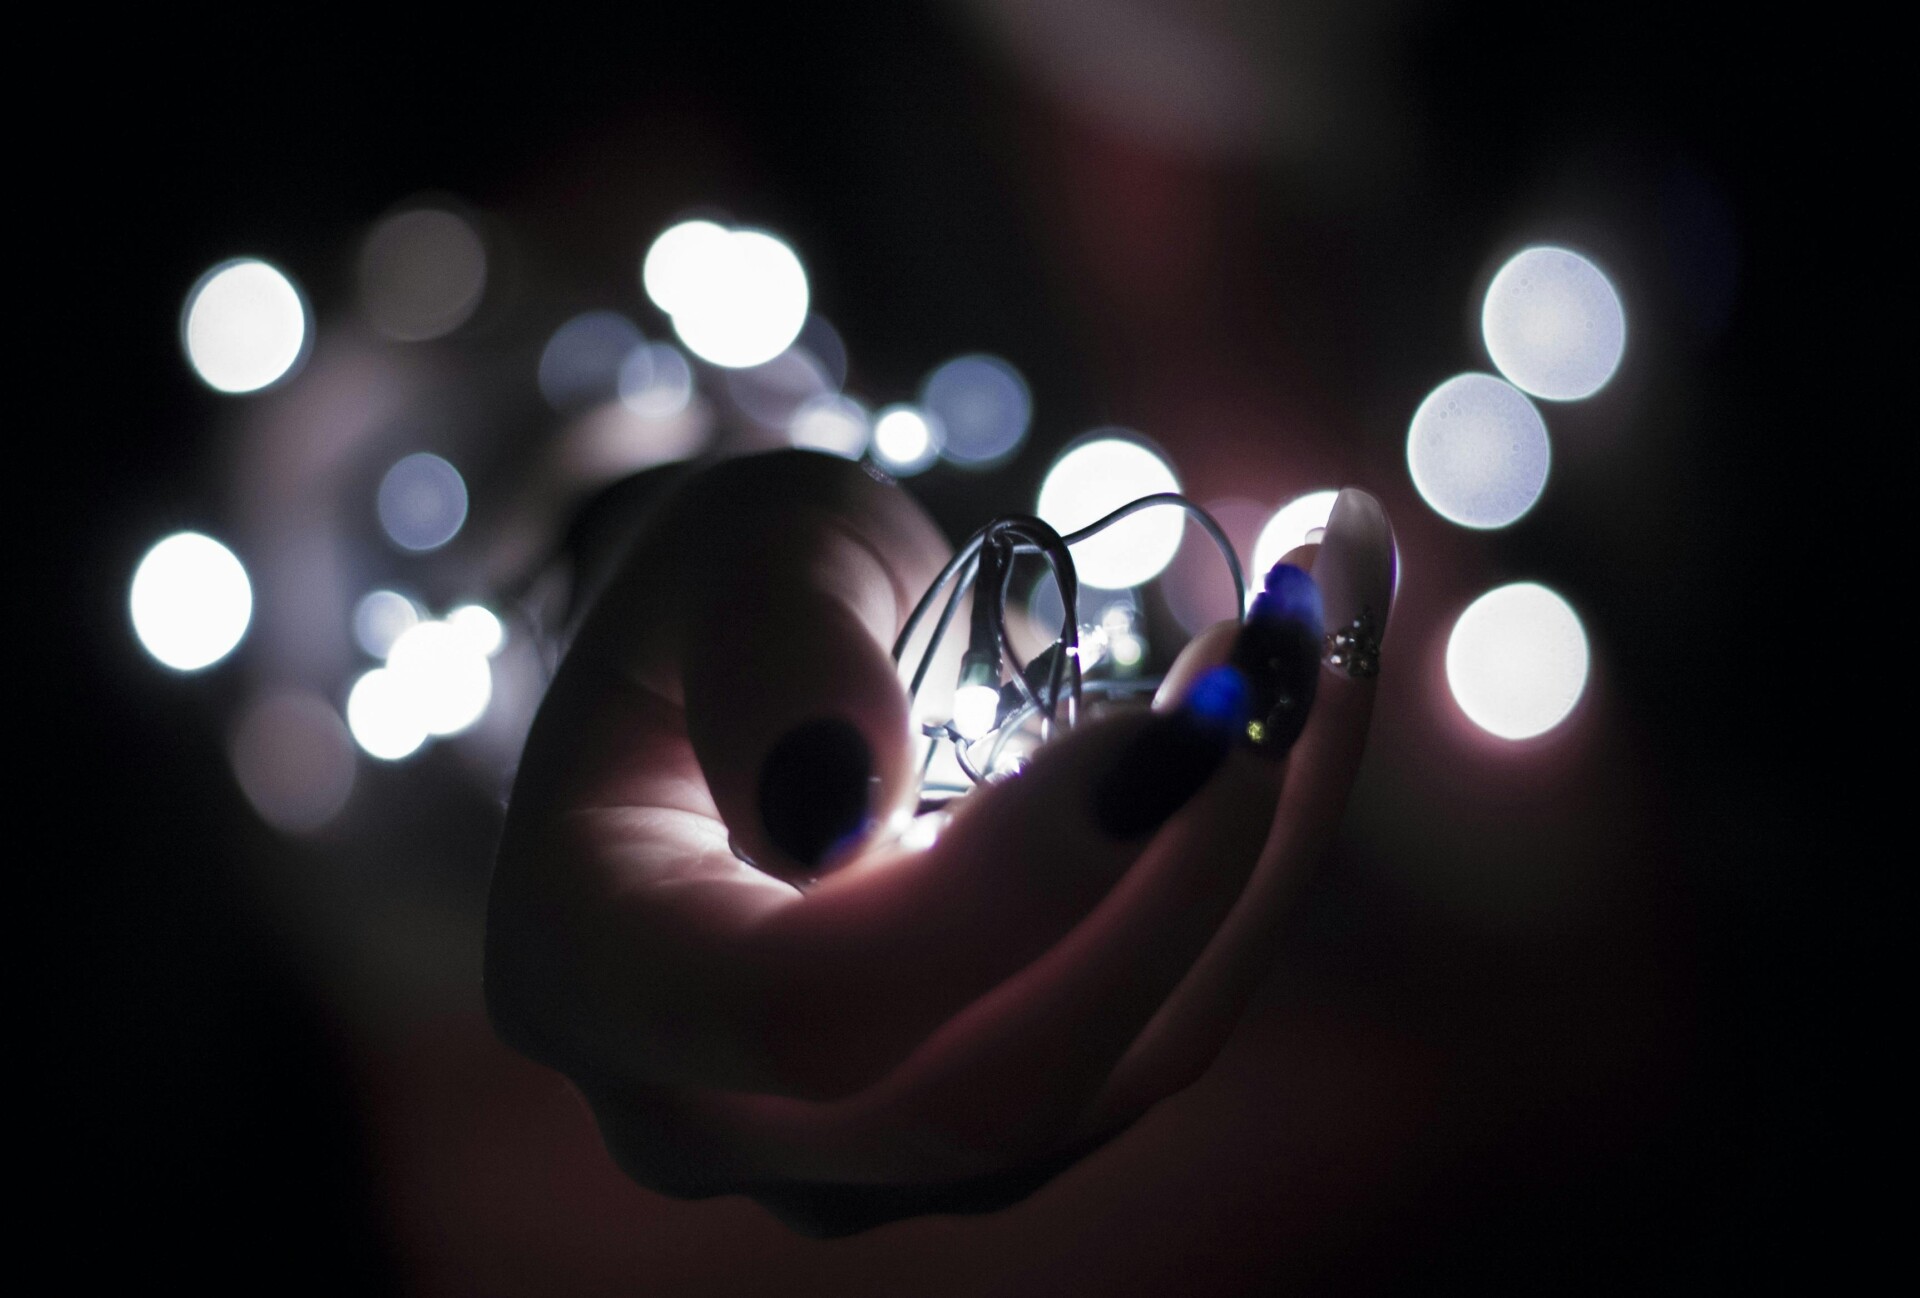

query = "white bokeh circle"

[182,259,309,393]
[1407,373,1550,529]
[1482,246,1625,401]
[130,532,253,671]
[1445,582,1590,740]
[1037,436,1183,590]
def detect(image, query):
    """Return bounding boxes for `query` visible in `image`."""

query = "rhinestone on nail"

[1324,610,1381,679]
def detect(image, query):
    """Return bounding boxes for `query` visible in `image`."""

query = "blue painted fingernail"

[1091,665,1246,839]
[759,718,872,868]
[1230,562,1324,755]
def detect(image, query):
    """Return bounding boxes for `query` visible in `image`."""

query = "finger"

[498,451,1248,1102]
[634,578,1329,1183]
[1076,487,1397,1130]
[641,751,1279,1187]
[497,455,1324,1112]
[552,542,1340,1193]
[738,562,1328,1100]
[845,750,1280,1173]
[487,452,948,1083]
[1151,616,1241,711]
[579,1075,1113,1239]
[733,704,1232,1096]
[802,556,1343,1170]
[620,451,952,877]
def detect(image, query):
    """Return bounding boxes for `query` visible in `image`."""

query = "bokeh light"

[871,405,941,475]
[787,393,870,459]
[386,619,492,736]
[358,207,487,342]
[377,452,469,552]
[799,315,849,388]
[1036,435,1183,589]
[130,532,253,671]
[540,311,645,410]
[726,347,831,426]
[181,258,309,393]
[1407,373,1550,529]
[1251,489,1339,584]
[920,354,1032,467]
[447,603,506,657]
[346,667,428,761]
[229,690,357,832]
[642,219,733,315]
[644,221,810,368]
[617,341,695,418]
[1482,246,1625,401]
[352,590,420,659]
[1445,582,1590,740]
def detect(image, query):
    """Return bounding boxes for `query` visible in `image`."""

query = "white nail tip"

[1316,487,1397,644]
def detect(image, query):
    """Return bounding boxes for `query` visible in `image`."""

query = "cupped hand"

[483,450,1395,1235]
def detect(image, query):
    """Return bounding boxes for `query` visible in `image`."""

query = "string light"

[895,493,1243,807]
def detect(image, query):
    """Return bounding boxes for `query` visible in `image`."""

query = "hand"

[483,450,1396,1235]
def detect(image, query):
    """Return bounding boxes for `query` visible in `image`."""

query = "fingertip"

[1153,618,1241,711]
[1277,541,1319,573]
[689,597,914,879]
[756,717,877,875]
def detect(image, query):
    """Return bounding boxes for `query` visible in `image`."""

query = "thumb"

[671,453,950,878]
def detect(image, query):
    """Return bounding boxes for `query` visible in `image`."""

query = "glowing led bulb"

[953,683,1001,740]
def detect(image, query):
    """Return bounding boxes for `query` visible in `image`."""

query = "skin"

[484,450,1378,1234]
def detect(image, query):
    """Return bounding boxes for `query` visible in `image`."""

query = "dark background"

[46,4,1843,1291]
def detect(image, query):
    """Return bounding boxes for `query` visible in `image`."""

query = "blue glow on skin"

[1184,665,1252,735]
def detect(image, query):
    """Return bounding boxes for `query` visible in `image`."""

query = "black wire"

[1002,517,1082,727]
[947,725,987,785]
[892,530,985,665]
[906,560,976,704]
[986,528,1046,720]
[1012,492,1246,615]
[895,494,1238,787]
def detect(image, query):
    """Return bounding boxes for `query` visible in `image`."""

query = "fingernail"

[1231,562,1324,754]
[1315,487,1396,680]
[758,718,873,867]
[1091,665,1245,838]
